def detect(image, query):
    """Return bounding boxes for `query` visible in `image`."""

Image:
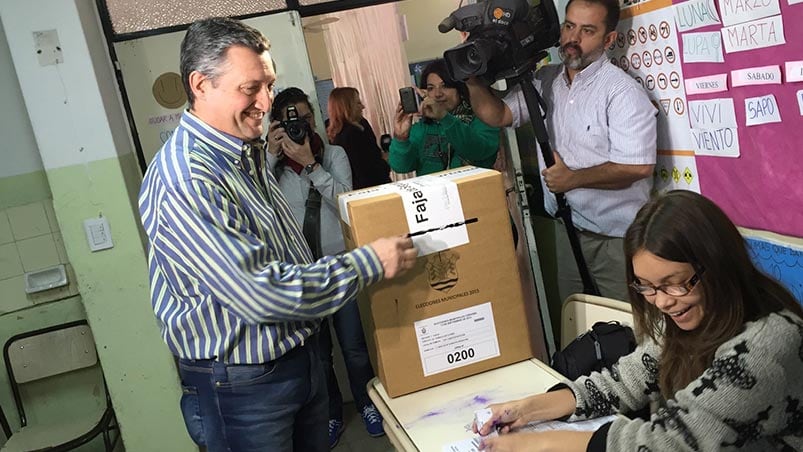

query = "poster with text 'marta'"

[673,0,803,238]
[610,0,701,194]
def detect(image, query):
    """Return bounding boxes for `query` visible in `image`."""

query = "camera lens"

[467,48,482,65]
[283,120,308,144]
[448,42,488,79]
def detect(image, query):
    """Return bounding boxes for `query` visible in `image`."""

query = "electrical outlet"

[83,217,113,252]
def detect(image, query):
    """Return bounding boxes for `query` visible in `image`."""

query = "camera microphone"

[438,15,457,33]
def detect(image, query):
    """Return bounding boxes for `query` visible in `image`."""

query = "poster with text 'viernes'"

[612,0,700,193]
[674,0,803,238]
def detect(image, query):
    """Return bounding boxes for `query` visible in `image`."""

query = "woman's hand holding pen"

[472,389,577,437]
[473,397,537,437]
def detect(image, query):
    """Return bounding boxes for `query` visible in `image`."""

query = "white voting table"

[367,359,564,451]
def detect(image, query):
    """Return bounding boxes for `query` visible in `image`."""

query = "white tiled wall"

[0,200,79,313]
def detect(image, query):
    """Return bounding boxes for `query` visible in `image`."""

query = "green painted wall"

[0,172,52,211]
[0,132,193,452]
[45,155,194,451]
[0,0,197,448]
[0,171,106,450]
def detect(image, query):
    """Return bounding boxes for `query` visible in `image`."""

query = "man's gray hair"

[180,17,271,107]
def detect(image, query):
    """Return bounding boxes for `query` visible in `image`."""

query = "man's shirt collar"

[180,110,254,160]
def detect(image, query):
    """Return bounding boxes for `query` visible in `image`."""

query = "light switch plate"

[83,217,113,252]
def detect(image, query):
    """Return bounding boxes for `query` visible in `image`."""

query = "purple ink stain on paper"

[422,409,444,418]
[472,395,492,405]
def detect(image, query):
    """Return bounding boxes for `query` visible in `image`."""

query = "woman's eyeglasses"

[629,268,705,296]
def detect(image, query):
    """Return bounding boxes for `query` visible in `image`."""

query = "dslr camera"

[440,0,561,85]
[280,105,310,145]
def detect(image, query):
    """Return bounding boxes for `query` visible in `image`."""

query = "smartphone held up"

[399,87,420,114]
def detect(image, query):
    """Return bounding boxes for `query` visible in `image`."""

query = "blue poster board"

[745,237,803,305]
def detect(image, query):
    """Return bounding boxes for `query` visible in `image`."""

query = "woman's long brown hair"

[624,190,803,399]
[326,87,361,143]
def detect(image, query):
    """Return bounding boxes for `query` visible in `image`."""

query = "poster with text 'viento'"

[610,0,701,194]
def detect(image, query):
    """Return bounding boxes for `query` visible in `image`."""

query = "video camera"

[280,105,310,145]
[440,0,561,85]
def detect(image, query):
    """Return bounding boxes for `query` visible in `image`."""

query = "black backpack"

[551,321,636,380]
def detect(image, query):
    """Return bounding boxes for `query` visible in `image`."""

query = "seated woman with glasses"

[389,59,500,176]
[474,190,803,452]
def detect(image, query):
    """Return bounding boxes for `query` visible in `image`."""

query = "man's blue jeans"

[177,339,327,452]
[319,298,375,420]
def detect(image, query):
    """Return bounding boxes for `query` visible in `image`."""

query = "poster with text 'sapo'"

[610,0,700,193]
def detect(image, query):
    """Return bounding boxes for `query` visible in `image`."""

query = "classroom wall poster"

[654,153,701,192]
[608,0,803,292]
[745,235,803,304]
[611,0,700,193]
[674,0,803,237]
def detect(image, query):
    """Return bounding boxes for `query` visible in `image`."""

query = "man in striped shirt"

[467,0,657,303]
[138,17,416,452]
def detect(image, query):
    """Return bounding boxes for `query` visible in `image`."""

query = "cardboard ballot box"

[338,167,533,397]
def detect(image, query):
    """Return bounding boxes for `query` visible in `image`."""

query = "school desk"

[367,358,564,451]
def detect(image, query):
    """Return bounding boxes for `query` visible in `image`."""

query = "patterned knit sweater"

[561,310,803,451]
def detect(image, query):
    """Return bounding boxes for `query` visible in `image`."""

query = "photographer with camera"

[267,87,386,448]
[389,59,500,176]
[463,0,657,302]
[267,87,351,260]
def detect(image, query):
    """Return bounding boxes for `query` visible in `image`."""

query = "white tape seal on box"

[414,302,501,377]
[393,176,468,256]
[339,172,475,257]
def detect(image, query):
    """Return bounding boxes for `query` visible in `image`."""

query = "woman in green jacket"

[390,59,500,175]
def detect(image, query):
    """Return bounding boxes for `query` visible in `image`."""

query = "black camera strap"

[302,185,323,260]
[515,71,600,296]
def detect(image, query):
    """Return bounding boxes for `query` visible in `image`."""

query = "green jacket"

[389,113,499,175]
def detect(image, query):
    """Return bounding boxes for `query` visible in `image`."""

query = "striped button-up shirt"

[138,111,383,364]
[504,54,657,237]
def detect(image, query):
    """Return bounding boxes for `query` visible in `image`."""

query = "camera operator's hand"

[266,121,285,157]
[280,135,316,167]
[420,96,449,122]
[541,151,576,193]
[393,103,414,141]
